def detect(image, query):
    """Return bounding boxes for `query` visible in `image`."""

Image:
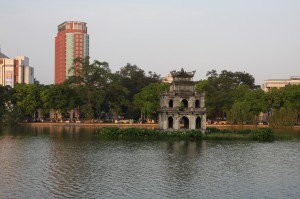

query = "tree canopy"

[133,83,170,121]
[197,69,256,120]
[2,64,300,127]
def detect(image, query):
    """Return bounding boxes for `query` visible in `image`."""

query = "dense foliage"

[133,83,170,121]
[252,128,275,142]
[97,127,203,140]
[196,70,300,126]
[0,57,163,124]
[116,63,161,119]
[196,70,256,120]
[0,61,300,127]
[205,127,275,141]
[97,127,275,142]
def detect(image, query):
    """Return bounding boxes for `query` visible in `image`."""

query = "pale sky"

[1,0,299,86]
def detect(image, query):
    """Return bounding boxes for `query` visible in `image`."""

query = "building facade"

[55,21,89,84]
[162,73,173,83]
[159,69,206,132]
[263,76,300,92]
[0,52,34,88]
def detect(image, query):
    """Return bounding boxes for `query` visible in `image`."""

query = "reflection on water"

[0,126,300,198]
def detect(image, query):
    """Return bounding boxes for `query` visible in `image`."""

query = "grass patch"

[204,132,252,140]
[204,127,253,140]
[205,127,276,141]
[273,128,296,140]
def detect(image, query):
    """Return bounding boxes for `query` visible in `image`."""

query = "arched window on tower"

[181,99,188,108]
[168,116,173,129]
[196,117,201,129]
[195,99,200,108]
[179,116,189,129]
[169,99,173,108]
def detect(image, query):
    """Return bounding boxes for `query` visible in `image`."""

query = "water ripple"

[0,129,300,198]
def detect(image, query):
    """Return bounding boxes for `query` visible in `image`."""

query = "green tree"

[196,69,256,120]
[117,63,161,118]
[0,86,9,121]
[133,83,170,121]
[40,84,68,121]
[117,63,160,96]
[195,79,209,92]
[284,85,300,124]
[61,83,82,120]
[265,88,286,110]
[0,85,16,124]
[227,101,252,125]
[66,57,111,120]
[227,87,268,124]
[269,107,296,127]
[266,85,300,126]
[244,88,269,114]
[104,73,129,121]
[14,84,42,120]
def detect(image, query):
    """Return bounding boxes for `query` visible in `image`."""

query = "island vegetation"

[0,57,300,130]
[96,127,275,142]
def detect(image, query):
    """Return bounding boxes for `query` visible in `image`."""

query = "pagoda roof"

[170,68,195,78]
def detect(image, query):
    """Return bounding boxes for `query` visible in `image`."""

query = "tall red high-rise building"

[55,21,89,84]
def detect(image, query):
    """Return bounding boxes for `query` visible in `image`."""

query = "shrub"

[253,128,274,142]
[99,127,121,138]
[97,127,203,141]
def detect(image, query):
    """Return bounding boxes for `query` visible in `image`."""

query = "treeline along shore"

[1,58,300,127]
[17,122,300,130]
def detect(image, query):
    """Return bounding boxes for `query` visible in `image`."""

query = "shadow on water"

[274,127,300,140]
[1,125,300,141]
[1,125,300,198]
[0,126,98,141]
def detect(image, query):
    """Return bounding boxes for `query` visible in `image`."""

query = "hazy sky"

[1,0,299,85]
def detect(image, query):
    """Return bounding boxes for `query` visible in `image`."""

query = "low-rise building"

[0,51,34,88]
[263,76,300,92]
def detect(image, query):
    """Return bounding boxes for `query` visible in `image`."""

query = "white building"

[0,51,34,88]
[162,73,173,83]
[262,76,300,92]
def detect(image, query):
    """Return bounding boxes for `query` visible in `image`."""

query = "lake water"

[0,126,300,198]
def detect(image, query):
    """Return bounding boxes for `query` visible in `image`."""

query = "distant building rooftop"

[0,51,9,59]
[265,76,300,82]
[263,76,300,91]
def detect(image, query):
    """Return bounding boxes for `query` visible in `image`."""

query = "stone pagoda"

[159,68,206,132]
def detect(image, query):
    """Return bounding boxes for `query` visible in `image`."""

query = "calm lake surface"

[0,126,300,198]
